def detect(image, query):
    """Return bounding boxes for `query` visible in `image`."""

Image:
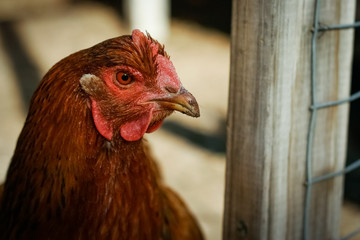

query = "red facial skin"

[90,30,182,141]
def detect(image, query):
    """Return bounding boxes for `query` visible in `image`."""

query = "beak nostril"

[165,86,178,94]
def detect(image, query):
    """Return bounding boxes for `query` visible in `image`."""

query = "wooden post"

[223,0,356,239]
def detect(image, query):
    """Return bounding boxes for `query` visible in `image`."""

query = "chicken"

[0,30,203,240]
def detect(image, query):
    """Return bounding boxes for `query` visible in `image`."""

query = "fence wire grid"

[304,0,360,239]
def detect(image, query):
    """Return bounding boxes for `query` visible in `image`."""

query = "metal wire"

[310,91,360,110]
[304,0,360,239]
[304,0,320,236]
[311,159,360,184]
[318,22,360,31]
[341,228,360,240]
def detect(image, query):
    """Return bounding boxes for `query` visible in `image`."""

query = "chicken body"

[0,30,203,239]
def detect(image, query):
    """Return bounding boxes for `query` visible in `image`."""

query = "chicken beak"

[155,86,200,118]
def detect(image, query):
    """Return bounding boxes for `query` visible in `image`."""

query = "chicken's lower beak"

[155,87,200,118]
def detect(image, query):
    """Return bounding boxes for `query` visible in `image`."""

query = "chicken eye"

[116,72,132,85]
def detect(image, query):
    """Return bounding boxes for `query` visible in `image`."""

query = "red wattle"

[146,119,164,133]
[120,111,152,141]
[91,100,113,140]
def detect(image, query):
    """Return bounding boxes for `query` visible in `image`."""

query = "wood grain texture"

[223,0,355,239]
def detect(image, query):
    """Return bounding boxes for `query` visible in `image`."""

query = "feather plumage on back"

[0,30,203,240]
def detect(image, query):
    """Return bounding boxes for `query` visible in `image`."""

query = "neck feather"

[1,66,164,238]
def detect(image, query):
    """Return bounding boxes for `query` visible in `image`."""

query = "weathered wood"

[223,0,356,239]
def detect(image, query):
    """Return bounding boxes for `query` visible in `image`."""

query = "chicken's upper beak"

[154,86,200,118]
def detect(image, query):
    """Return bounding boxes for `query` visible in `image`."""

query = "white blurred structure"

[124,0,170,42]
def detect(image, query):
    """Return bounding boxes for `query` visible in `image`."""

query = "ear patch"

[80,74,102,95]
[80,74,114,140]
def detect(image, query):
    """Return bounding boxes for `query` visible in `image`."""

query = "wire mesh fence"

[304,0,360,239]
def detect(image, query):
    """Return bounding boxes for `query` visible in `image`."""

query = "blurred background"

[0,0,359,239]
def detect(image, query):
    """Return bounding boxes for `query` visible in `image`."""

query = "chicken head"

[79,30,200,142]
